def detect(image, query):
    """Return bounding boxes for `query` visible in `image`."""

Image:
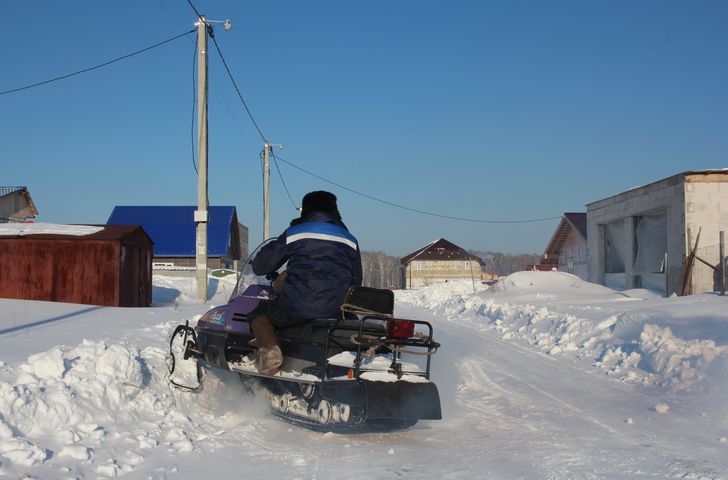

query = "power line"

[0,29,195,96]
[185,0,204,20]
[271,151,299,210]
[206,30,298,209]
[273,154,561,224]
[208,34,268,143]
[184,8,555,225]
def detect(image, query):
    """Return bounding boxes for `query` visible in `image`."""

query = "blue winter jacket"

[252,211,363,319]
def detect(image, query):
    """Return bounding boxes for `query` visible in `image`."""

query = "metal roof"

[401,238,483,265]
[107,206,238,257]
[0,186,25,197]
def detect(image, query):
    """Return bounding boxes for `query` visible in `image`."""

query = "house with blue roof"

[107,206,248,270]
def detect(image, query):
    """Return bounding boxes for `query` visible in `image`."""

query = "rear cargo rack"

[323,287,440,380]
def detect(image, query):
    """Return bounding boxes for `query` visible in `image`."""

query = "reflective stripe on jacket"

[252,212,362,319]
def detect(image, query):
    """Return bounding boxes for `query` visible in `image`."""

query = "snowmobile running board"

[228,358,321,385]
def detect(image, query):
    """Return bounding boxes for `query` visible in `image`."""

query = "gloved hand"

[272,271,288,294]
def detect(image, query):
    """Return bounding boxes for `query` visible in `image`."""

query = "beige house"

[543,213,588,281]
[401,238,483,289]
[0,186,37,223]
[587,170,728,296]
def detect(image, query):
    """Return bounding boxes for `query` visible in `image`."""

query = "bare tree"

[361,251,402,289]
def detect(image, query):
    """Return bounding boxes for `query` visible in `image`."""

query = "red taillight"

[387,320,415,339]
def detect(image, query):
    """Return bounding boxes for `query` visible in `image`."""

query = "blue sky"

[3,1,727,257]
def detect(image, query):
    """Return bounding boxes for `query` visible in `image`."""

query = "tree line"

[361,251,403,289]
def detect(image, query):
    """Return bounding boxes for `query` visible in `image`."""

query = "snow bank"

[152,273,237,306]
[396,271,728,391]
[0,318,255,475]
[0,273,254,476]
[0,339,163,469]
[491,271,616,295]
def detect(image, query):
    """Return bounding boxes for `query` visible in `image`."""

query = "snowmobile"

[169,248,442,432]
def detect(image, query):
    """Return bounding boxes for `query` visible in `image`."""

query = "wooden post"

[663,252,668,297]
[681,227,701,296]
[721,231,725,296]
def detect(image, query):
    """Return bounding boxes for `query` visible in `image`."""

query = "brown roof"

[543,213,586,257]
[401,238,483,265]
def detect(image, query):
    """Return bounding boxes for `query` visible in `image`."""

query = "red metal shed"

[0,225,153,307]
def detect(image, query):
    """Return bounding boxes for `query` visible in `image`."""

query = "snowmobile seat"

[275,287,393,366]
[341,286,394,316]
[276,319,339,364]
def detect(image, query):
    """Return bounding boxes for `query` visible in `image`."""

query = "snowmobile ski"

[169,322,202,392]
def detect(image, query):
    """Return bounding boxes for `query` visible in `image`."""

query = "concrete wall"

[684,177,728,293]
[558,230,588,281]
[404,259,480,289]
[587,175,685,295]
[587,172,728,295]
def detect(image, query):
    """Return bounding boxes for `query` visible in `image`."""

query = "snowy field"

[1,271,727,479]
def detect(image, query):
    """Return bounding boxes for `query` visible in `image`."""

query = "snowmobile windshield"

[229,238,282,301]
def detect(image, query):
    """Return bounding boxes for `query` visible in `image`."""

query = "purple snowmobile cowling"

[196,285,275,335]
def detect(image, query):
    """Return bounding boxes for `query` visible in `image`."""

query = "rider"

[250,191,363,375]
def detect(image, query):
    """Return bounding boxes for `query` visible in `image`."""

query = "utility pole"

[191,15,230,300]
[194,16,209,301]
[262,143,284,241]
[263,142,270,240]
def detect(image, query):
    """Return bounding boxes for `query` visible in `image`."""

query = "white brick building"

[586,170,728,296]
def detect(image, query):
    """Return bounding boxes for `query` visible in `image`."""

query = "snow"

[398,273,728,392]
[0,222,103,237]
[328,351,424,374]
[0,271,727,478]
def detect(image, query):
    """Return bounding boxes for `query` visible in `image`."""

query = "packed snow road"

[420,303,726,479]
[1,275,727,479]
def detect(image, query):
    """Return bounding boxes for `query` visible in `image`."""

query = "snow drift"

[396,272,728,391]
[1,271,728,478]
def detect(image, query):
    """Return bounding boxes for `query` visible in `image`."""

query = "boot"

[250,315,283,375]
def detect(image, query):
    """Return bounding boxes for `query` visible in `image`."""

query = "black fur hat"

[301,191,340,218]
